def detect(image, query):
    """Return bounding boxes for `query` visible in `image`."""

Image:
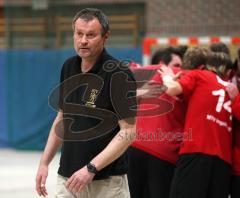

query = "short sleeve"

[178,70,198,98]
[110,69,137,120]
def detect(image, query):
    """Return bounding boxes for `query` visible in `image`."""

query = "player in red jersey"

[160,48,233,198]
[227,48,240,198]
[227,83,240,198]
[127,47,186,198]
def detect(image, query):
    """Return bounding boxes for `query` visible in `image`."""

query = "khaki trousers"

[55,174,130,198]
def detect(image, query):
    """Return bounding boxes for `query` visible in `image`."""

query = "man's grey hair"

[72,8,109,36]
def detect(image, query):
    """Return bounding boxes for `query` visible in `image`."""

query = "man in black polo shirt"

[36,8,136,198]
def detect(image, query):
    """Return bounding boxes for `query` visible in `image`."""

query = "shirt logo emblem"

[85,89,99,108]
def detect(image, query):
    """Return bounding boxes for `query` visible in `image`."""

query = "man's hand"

[65,166,95,194]
[158,65,182,80]
[36,164,48,197]
[137,81,166,99]
[157,65,183,96]
[226,83,239,101]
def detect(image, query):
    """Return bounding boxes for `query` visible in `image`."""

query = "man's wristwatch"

[87,162,98,174]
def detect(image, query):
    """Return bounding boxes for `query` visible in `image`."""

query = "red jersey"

[232,120,240,175]
[231,90,240,175]
[131,65,186,164]
[178,70,232,164]
[232,93,240,120]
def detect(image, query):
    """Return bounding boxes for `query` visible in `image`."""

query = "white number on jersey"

[212,76,231,114]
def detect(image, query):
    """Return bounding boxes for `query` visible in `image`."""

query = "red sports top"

[131,65,186,164]
[178,70,232,164]
[232,93,240,120]
[231,93,240,175]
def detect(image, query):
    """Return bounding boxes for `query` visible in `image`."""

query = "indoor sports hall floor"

[0,149,60,198]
